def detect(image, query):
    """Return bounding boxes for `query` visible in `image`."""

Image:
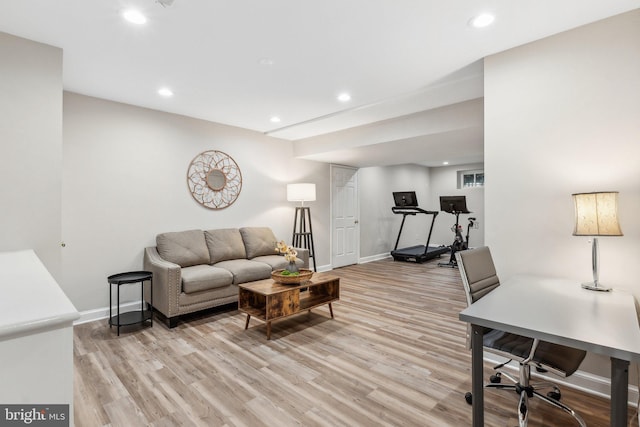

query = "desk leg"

[610,357,629,427]
[470,324,484,427]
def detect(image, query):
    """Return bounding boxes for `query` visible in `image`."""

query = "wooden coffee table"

[238,273,339,339]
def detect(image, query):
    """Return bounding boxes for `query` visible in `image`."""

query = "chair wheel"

[489,373,502,383]
[547,390,561,401]
[465,392,473,405]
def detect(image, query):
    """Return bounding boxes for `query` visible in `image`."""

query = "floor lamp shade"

[572,191,622,291]
[287,183,316,204]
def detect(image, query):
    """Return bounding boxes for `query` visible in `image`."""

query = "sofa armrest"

[143,247,182,319]
[294,247,310,269]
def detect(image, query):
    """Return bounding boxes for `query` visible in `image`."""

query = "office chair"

[456,247,587,427]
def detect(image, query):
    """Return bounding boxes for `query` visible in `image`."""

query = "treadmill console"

[393,191,418,207]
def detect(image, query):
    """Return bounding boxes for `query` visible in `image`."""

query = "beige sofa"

[143,227,309,327]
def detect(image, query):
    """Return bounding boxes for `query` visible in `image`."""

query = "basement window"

[458,169,484,189]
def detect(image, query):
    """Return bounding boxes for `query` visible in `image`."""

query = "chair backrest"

[455,247,500,307]
[456,247,501,350]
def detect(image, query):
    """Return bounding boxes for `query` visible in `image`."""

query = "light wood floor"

[74,258,632,426]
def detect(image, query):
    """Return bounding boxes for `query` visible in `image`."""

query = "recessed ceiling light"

[443,161,449,165]
[270,116,281,123]
[337,93,351,102]
[470,13,495,28]
[123,9,147,25]
[158,87,173,97]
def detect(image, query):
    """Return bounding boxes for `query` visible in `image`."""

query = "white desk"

[459,275,640,427]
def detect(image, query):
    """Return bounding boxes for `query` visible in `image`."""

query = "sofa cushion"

[204,228,247,264]
[240,227,278,259]
[179,283,238,307]
[213,259,272,284]
[156,229,210,267]
[252,254,304,271]
[181,265,233,294]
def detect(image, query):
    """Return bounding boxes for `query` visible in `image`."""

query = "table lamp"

[572,191,623,291]
[287,183,317,271]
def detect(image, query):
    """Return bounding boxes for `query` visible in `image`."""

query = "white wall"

[62,93,329,311]
[485,10,640,377]
[0,32,63,279]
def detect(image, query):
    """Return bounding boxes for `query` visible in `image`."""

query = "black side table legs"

[108,271,153,336]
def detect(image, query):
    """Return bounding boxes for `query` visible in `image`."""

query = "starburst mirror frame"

[187,150,242,209]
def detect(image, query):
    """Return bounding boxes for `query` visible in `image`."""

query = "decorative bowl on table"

[271,269,313,285]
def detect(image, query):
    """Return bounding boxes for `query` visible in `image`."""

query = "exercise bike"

[437,196,475,268]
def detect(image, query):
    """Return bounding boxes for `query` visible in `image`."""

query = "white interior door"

[331,165,359,268]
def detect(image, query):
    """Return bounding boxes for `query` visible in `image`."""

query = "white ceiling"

[1,1,637,167]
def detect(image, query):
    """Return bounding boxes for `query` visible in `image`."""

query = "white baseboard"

[359,253,392,264]
[320,253,390,270]
[316,264,334,273]
[74,301,141,325]
[484,353,639,407]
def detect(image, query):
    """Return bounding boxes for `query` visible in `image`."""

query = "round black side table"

[108,271,153,336]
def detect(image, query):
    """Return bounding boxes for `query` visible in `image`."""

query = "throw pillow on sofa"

[156,229,210,267]
[240,227,279,259]
[205,228,247,264]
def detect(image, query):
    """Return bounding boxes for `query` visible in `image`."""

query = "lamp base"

[581,282,612,292]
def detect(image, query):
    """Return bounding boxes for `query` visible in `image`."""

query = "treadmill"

[390,191,449,263]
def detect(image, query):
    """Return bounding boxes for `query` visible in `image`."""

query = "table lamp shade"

[287,183,316,203]
[572,192,622,237]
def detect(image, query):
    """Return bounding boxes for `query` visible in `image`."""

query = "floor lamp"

[287,183,317,272]
[572,191,623,292]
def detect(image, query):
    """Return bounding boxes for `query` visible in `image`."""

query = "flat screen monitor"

[393,191,418,207]
[439,196,470,213]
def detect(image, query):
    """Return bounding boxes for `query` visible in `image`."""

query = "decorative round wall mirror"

[206,169,227,191]
[187,150,242,209]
